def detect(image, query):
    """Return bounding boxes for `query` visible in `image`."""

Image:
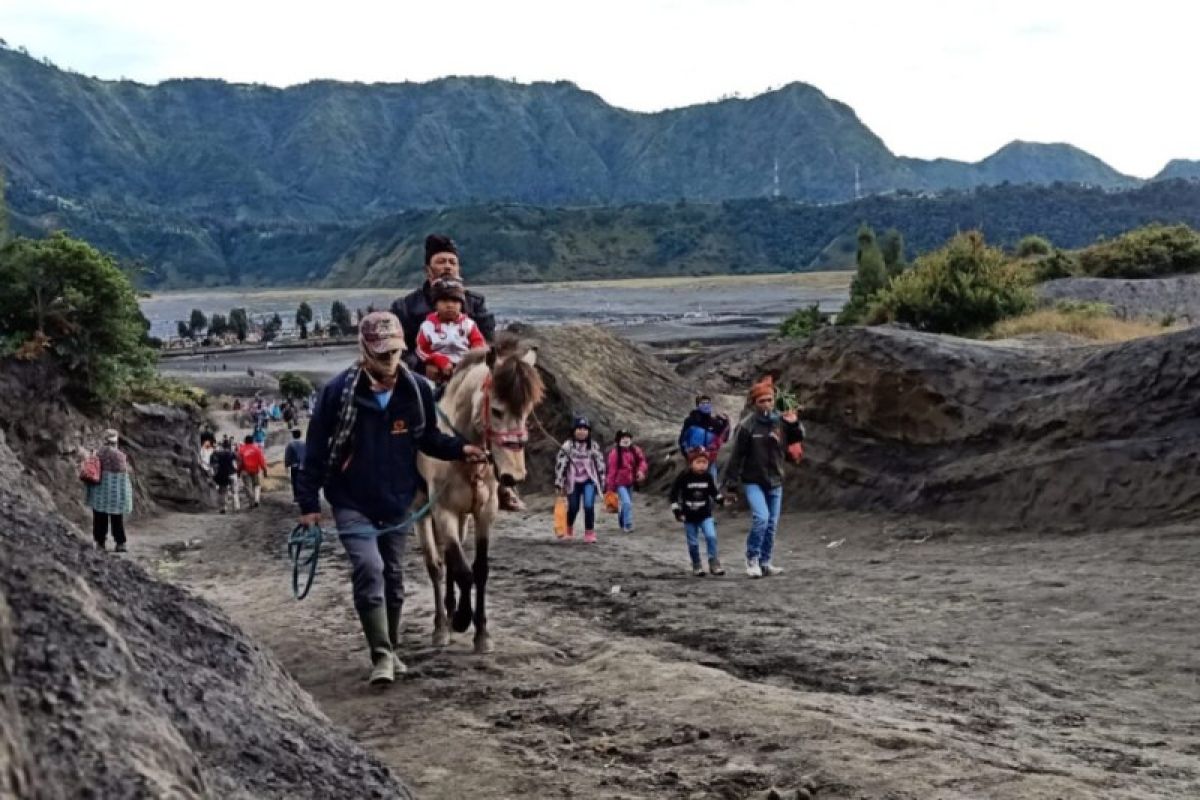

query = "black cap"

[425,234,458,265]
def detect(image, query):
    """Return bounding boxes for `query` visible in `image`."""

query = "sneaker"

[760,563,784,577]
[745,558,763,578]
[692,563,707,577]
[709,558,726,576]
[583,530,597,544]
[114,543,128,553]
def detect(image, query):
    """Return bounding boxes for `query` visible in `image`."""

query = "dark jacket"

[670,469,724,523]
[296,367,465,521]
[724,412,805,491]
[284,439,307,471]
[678,410,730,459]
[392,282,496,370]
[211,450,238,484]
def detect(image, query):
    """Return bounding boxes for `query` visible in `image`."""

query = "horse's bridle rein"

[478,374,530,455]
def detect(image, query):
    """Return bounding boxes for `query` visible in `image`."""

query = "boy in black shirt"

[670,448,727,577]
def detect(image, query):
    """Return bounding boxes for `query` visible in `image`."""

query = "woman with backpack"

[605,429,647,533]
[84,429,134,552]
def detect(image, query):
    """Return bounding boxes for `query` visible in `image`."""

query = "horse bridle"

[479,374,530,455]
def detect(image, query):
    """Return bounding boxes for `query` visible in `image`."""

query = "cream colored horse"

[416,341,544,654]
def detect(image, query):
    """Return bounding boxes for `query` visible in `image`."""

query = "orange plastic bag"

[603,491,620,513]
[553,496,569,538]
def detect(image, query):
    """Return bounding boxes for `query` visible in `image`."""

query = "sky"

[0,0,1195,178]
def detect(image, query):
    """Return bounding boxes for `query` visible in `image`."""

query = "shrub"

[1016,235,1053,258]
[1030,249,1078,282]
[989,306,1170,342]
[868,231,1034,336]
[778,304,823,339]
[1077,223,1200,278]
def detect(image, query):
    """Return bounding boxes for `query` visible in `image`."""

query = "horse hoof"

[451,605,473,633]
[432,629,450,648]
[474,635,494,655]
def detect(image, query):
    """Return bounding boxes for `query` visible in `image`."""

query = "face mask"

[619,438,632,448]
[697,402,713,415]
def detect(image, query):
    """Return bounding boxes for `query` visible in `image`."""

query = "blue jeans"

[743,483,783,564]
[617,486,634,530]
[568,481,596,531]
[684,517,718,564]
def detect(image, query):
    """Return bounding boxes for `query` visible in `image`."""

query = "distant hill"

[1154,160,1200,182]
[0,44,1155,221]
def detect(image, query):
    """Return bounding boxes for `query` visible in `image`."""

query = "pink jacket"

[605,445,647,492]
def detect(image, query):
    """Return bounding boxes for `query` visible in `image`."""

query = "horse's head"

[470,341,544,486]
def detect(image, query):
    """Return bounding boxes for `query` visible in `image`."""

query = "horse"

[416,339,544,654]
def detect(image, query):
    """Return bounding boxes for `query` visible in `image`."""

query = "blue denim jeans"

[617,486,634,530]
[568,481,596,531]
[684,517,718,564]
[743,483,783,564]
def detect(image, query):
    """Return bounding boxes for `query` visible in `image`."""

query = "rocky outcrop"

[0,361,213,526]
[754,326,1200,527]
[1039,274,1200,323]
[0,427,413,799]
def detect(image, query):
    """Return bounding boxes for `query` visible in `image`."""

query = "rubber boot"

[357,606,395,685]
[386,604,408,675]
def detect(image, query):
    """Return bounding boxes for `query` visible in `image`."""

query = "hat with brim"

[360,311,406,354]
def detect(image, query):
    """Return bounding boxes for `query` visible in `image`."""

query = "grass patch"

[989,303,1177,342]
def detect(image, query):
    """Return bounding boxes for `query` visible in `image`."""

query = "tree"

[188,308,207,337]
[262,312,283,342]
[838,224,888,325]
[0,232,155,403]
[176,320,191,339]
[881,229,906,278]
[229,308,250,342]
[330,301,353,336]
[277,371,314,401]
[296,301,313,340]
[208,313,228,337]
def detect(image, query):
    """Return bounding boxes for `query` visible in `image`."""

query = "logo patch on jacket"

[391,420,409,435]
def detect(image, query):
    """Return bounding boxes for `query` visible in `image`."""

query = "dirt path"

[126,492,1200,799]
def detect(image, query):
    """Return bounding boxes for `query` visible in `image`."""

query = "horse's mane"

[441,338,544,415]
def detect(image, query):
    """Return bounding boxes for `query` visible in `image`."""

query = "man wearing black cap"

[392,234,497,372]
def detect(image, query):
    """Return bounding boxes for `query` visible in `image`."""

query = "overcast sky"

[1,0,1195,177]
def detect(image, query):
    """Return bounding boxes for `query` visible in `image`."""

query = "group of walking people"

[198,432,270,512]
[552,378,803,578]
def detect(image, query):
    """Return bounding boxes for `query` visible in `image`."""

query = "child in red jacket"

[605,430,647,533]
[415,279,487,383]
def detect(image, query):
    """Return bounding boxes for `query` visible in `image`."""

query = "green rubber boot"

[386,604,407,675]
[357,606,394,685]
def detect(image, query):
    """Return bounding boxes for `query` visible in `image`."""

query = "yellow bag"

[603,491,620,513]
[553,496,569,538]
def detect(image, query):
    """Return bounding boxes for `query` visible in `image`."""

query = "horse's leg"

[442,511,474,634]
[472,508,495,655]
[418,516,450,648]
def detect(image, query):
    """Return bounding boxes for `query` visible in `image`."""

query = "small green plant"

[778,304,823,339]
[1016,235,1053,258]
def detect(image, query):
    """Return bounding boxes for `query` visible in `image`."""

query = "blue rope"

[287,494,437,601]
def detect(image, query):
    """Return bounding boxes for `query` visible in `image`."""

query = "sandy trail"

[128,492,1200,799]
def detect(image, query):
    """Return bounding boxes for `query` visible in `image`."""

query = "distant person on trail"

[414,278,488,383]
[296,311,487,686]
[554,416,607,543]
[391,234,496,372]
[211,439,239,514]
[670,448,726,577]
[678,394,730,480]
[284,428,306,506]
[83,429,134,552]
[604,429,647,533]
[723,376,804,579]
[198,437,215,477]
[239,434,268,508]
[282,402,297,430]
[253,424,268,446]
